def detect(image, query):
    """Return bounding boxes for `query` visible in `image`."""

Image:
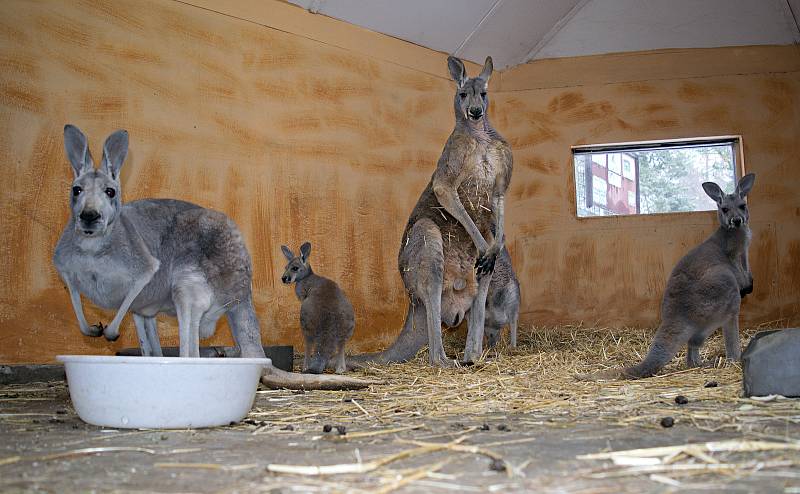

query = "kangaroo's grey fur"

[350,56,513,367]
[603,174,756,379]
[53,125,265,359]
[281,242,354,374]
[54,125,380,391]
[484,246,520,348]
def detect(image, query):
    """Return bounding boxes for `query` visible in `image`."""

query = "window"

[573,137,740,218]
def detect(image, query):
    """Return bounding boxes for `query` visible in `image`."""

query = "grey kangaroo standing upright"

[351,56,513,367]
[281,242,354,374]
[484,246,520,348]
[596,174,755,379]
[53,125,265,359]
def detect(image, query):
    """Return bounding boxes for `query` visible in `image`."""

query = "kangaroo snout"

[468,107,483,120]
[731,217,743,227]
[79,209,101,223]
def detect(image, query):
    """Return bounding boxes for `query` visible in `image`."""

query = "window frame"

[571,136,745,220]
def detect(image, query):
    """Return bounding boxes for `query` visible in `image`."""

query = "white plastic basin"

[57,355,270,429]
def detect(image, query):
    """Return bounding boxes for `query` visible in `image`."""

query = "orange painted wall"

[494,45,800,329]
[0,0,478,363]
[1,0,798,364]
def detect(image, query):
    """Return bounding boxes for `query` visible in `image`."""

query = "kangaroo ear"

[702,181,724,203]
[281,245,294,261]
[447,56,466,87]
[300,242,311,262]
[736,173,755,198]
[479,56,493,82]
[101,130,129,181]
[64,124,94,178]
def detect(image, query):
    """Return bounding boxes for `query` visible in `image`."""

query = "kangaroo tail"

[347,303,427,368]
[261,366,382,390]
[622,335,677,378]
[577,330,679,381]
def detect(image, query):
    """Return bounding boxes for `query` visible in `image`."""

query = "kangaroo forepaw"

[102,325,120,342]
[475,251,497,276]
[84,322,105,338]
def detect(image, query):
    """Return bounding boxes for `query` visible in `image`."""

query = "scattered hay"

[2,324,797,492]
[248,324,798,432]
[230,324,798,491]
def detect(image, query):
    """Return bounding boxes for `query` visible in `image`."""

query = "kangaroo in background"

[281,242,354,374]
[484,246,520,348]
[53,125,373,390]
[591,174,755,380]
[350,55,513,367]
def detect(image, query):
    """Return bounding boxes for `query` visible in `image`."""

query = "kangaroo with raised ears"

[591,174,756,380]
[281,242,355,374]
[54,125,373,390]
[350,56,513,367]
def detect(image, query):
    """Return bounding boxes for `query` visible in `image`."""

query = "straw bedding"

[2,324,797,492]
[251,324,798,431]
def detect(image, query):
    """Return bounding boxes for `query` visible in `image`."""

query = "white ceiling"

[286,0,800,69]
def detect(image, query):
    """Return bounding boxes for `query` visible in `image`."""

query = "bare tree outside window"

[573,138,739,218]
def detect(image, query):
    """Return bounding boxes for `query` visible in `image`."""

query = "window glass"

[574,139,738,217]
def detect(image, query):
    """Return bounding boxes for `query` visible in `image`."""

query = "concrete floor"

[1,379,798,493]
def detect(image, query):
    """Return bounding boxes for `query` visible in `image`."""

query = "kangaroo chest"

[457,145,500,219]
[68,254,134,310]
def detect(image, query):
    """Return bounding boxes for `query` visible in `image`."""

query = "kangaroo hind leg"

[405,219,450,367]
[173,271,213,358]
[133,314,162,357]
[722,313,741,362]
[464,273,491,363]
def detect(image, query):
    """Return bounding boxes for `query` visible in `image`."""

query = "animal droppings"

[660,417,675,428]
[704,381,719,388]
[674,395,689,405]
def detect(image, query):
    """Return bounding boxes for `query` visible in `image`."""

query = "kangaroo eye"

[721,207,729,213]
[459,92,467,99]
[72,186,82,196]
[291,266,299,272]
[105,188,116,198]
[480,92,486,98]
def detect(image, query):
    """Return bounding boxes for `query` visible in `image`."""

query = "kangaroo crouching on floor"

[349,55,513,367]
[281,242,355,374]
[588,174,755,380]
